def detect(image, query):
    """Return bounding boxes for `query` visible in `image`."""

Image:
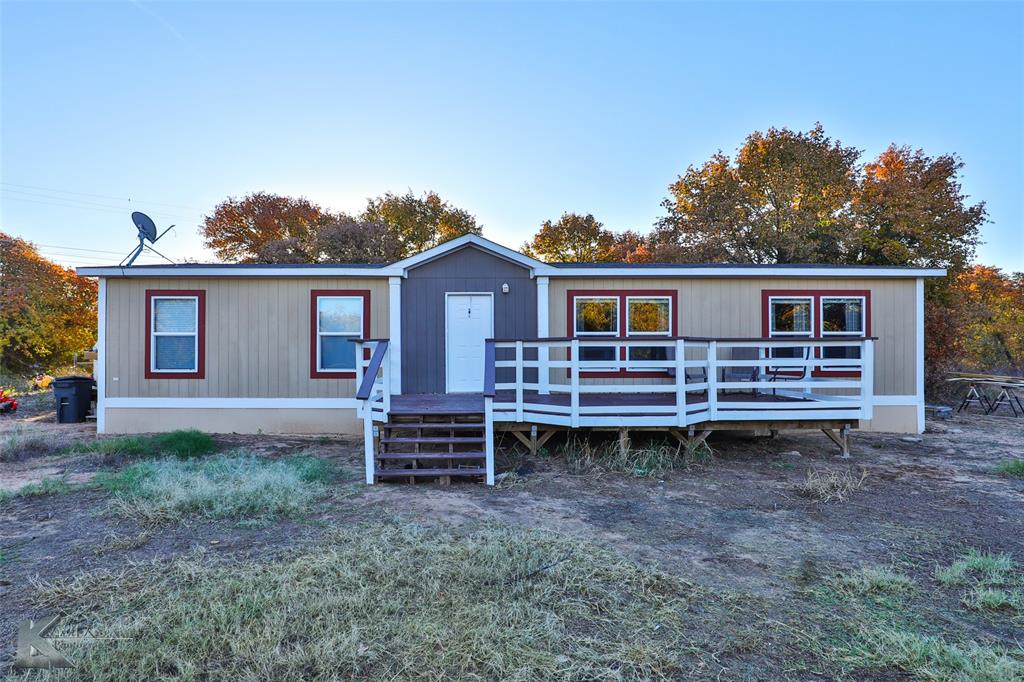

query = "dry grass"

[93,452,336,525]
[560,435,711,479]
[92,531,153,556]
[30,521,727,681]
[0,424,77,462]
[797,467,867,503]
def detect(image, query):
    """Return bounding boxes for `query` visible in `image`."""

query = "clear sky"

[2,1,1021,271]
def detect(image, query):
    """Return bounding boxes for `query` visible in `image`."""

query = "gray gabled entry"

[401,244,537,394]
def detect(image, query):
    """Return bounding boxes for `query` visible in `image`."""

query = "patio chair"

[720,346,761,395]
[765,344,811,396]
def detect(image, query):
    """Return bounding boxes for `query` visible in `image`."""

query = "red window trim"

[760,289,871,378]
[310,290,371,379]
[145,289,206,380]
[567,289,679,378]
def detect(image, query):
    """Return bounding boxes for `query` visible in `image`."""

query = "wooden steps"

[374,410,487,484]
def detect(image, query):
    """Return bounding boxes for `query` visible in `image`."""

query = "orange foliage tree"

[0,233,97,374]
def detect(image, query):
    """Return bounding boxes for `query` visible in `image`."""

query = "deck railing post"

[515,340,524,422]
[363,408,375,484]
[861,338,874,420]
[354,341,364,414]
[484,396,495,485]
[381,345,390,416]
[707,340,718,421]
[570,339,580,428]
[675,339,686,426]
[539,342,550,395]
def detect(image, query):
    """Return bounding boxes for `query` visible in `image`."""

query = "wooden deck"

[393,390,830,415]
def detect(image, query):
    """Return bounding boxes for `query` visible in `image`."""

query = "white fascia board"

[537,266,947,278]
[105,397,360,409]
[394,234,546,275]
[77,266,401,277]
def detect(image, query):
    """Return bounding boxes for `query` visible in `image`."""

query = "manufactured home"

[78,235,945,485]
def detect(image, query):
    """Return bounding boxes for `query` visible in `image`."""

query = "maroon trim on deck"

[144,289,206,380]
[566,289,679,378]
[760,289,871,378]
[310,289,371,379]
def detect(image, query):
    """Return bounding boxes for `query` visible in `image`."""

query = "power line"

[30,244,131,255]
[2,189,199,221]
[0,181,204,212]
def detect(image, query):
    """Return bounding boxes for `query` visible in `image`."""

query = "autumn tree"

[653,124,861,263]
[853,145,985,270]
[201,192,326,263]
[361,190,481,258]
[307,215,403,264]
[0,233,97,374]
[608,230,654,263]
[522,213,616,262]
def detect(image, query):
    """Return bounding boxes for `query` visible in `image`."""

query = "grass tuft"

[797,468,867,503]
[964,587,1022,613]
[73,429,217,459]
[560,435,711,478]
[93,531,153,556]
[17,477,73,497]
[830,566,915,597]
[33,521,710,681]
[935,548,1016,587]
[994,459,1024,478]
[93,453,335,525]
[834,624,1024,681]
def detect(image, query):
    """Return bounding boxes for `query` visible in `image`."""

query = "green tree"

[361,190,481,258]
[522,213,616,263]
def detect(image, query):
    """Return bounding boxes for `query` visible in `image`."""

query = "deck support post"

[822,425,851,458]
[618,428,629,458]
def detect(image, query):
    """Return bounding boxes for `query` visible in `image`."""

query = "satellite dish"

[132,211,158,243]
[120,211,176,267]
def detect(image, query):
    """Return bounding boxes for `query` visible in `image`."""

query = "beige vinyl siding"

[105,277,389,399]
[549,277,917,397]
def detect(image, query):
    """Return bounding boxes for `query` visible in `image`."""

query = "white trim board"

[96,278,107,433]
[105,398,360,409]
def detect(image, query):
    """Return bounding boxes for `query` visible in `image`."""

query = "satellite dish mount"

[120,211,175,266]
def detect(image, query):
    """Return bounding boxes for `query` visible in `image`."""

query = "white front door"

[446,294,493,393]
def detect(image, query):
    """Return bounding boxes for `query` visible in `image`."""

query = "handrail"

[487,335,876,343]
[355,340,389,400]
[483,339,496,397]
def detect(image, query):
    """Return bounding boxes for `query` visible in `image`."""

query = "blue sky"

[2,1,1021,270]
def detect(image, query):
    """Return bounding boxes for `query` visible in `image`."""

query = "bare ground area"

[1,397,1022,680]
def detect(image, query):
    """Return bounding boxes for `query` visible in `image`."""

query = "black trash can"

[53,376,95,423]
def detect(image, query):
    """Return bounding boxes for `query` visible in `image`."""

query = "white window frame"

[150,295,199,373]
[625,295,672,370]
[573,296,619,371]
[820,295,867,370]
[767,295,815,337]
[820,296,866,337]
[315,295,364,374]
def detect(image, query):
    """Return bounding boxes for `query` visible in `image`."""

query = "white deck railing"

[355,340,390,484]
[486,336,874,428]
